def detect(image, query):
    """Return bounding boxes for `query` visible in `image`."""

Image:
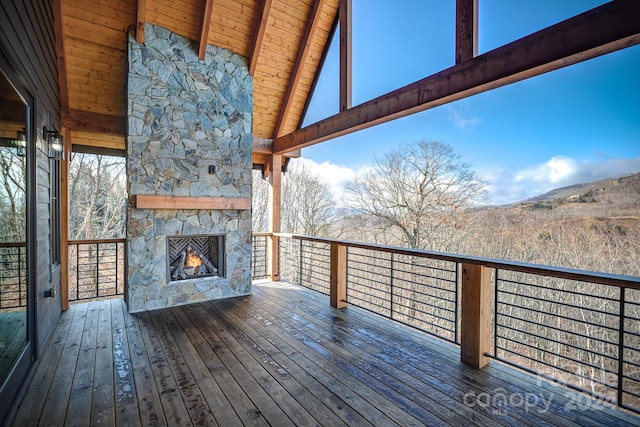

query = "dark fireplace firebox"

[167,235,225,282]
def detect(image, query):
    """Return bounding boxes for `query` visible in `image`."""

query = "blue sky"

[298,0,640,205]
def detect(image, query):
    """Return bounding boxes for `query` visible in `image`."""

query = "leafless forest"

[253,148,640,403]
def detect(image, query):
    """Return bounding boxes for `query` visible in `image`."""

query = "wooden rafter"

[249,0,273,76]
[273,0,327,138]
[339,0,352,112]
[198,0,214,59]
[455,0,478,64]
[62,109,125,136]
[136,0,146,44]
[273,0,640,154]
[53,0,68,109]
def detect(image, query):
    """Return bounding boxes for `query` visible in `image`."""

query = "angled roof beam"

[249,0,273,76]
[274,0,640,154]
[198,0,214,59]
[53,0,69,109]
[136,0,146,44]
[339,0,352,111]
[273,0,327,138]
[456,0,478,64]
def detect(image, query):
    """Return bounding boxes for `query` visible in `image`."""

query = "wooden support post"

[460,263,491,368]
[330,243,347,309]
[60,127,70,311]
[136,0,146,44]
[455,0,478,64]
[339,0,352,111]
[267,155,282,281]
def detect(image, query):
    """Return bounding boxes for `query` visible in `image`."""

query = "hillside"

[514,172,640,216]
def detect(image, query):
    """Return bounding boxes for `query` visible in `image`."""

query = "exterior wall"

[126,24,252,312]
[0,0,61,422]
[0,0,62,356]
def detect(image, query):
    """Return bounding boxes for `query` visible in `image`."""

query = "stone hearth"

[126,24,252,312]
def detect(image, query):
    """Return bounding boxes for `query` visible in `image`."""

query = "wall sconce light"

[15,129,26,157]
[44,126,64,160]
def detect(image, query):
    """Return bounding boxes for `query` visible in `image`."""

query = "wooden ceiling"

[55,0,640,162]
[56,0,338,160]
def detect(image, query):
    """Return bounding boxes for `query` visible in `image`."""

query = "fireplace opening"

[167,235,225,282]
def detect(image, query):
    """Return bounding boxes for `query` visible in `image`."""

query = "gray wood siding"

[1,0,62,355]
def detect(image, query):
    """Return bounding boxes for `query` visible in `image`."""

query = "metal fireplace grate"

[167,235,225,282]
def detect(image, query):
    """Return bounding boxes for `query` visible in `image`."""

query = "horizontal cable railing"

[347,247,458,343]
[251,233,269,280]
[265,232,640,413]
[278,236,330,295]
[0,242,27,309]
[68,239,125,301]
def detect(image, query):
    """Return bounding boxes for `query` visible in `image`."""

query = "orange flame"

[185,252,202,267]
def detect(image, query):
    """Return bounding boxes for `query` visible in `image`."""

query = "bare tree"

[252,170,269,232]
[69,153,126,239]
[345,140,488,250]
[251,158,337,236]
[0,148,26,242]
[281,159,337,236]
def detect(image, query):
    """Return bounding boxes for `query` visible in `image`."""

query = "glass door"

[0,64,30,416]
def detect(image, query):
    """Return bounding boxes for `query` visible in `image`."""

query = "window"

[50,155,61,270]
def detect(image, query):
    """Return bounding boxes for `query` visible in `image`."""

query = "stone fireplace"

[125,24,252,312]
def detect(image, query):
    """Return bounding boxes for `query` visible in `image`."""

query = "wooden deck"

[9,281,640,426]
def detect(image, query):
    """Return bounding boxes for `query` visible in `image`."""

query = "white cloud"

[513,156,577,185]
[294,157,357,205]
[448,106,481,131]
[482,156,640,205]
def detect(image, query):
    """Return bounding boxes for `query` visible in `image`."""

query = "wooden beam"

[455,0,478,64]
[135,195,251,210]
[198,0,214,59]
[339,0,352,112]
[253,137,301,157]
[53,0,69,109]
[460,264,491,369]
[273,0,327,138]
[274,0,640,154]
[330,243,347,309]
[249,0,273,76]
[62,109,125,136]
[136,0,146,44]
[60,126,71,311]
[267,155,282,281]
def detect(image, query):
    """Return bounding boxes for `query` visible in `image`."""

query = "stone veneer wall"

[126,23,252,312]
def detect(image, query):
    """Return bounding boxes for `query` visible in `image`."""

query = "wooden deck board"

[64,301,99,427]
[10,282,640,427]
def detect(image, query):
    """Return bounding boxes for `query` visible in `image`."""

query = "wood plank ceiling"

[56,0,339,164]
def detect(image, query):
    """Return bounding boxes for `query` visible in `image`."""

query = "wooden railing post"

[267,154,281,281]
[460,263,491,368]
[330,243,347,308]
[267,233,279,281]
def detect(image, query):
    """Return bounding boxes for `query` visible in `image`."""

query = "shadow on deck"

[9,281,640,426]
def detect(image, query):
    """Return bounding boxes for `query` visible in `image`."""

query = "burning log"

[170,245,218,280]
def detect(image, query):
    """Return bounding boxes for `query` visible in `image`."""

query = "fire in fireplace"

[167,235,225,282]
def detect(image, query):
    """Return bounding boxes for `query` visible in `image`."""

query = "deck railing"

[267,233,640,413]
[0,242,27,308]
[251,233,269,280]
[68,239,125,301]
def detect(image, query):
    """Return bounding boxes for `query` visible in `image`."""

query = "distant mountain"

[516,172,640,207]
